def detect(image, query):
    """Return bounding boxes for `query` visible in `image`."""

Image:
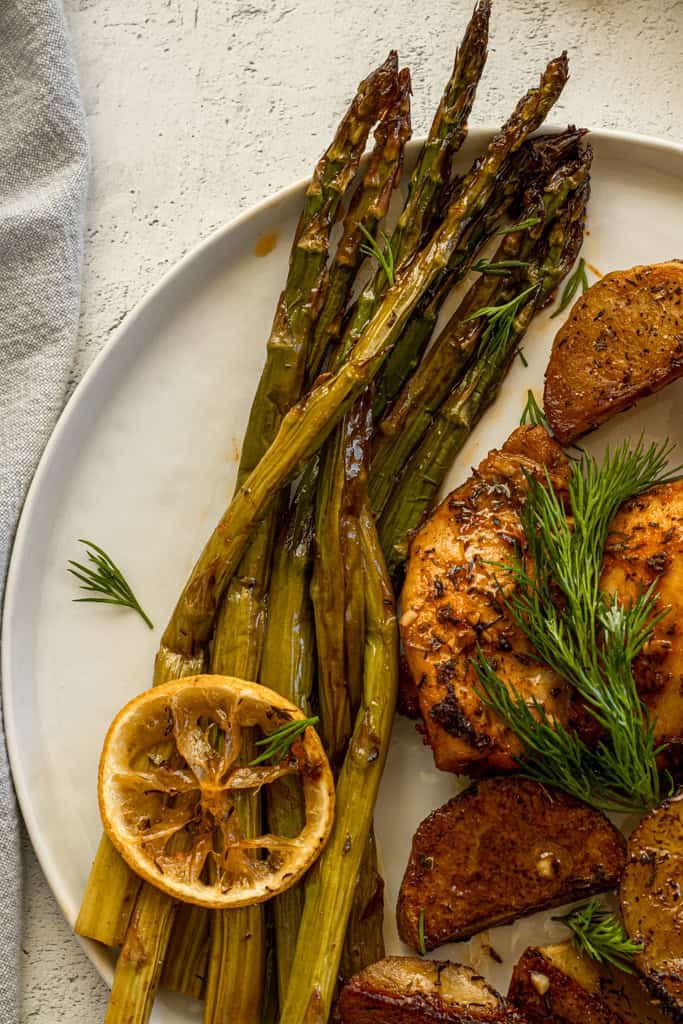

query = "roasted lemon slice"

[98,675,334,909]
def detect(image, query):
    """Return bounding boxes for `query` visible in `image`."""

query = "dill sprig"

[472,257,531,277]
[418,909,427,956]
[554,900,644,973]
[67,539,153,629]
[495,214,541,235]
[359,223,395,286]
[475,437,679,814]
[550,256,589,318]
[249,715,319,766]
[465,283,539,357]
[520,388,549,429]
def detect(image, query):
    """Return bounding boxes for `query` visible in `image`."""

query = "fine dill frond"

[465,283,539,357]
[249,715,320,766]
[495,215,541,235]
[472,257,531,277]
[475,437,680,814]
[550,256,590,317]
[359,223,395,286]
[554,900,644,973]
[68,539,153,629]
[520,389,549,429]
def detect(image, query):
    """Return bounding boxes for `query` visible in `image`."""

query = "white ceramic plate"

[4,129,683,1020]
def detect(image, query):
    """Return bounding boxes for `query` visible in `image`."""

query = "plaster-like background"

[21,0,683,1018]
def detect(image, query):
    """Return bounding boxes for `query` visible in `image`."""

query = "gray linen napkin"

[0,1,88,1016]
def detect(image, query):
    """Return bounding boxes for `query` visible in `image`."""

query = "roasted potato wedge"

[508,942,672,1024]
[544,261,683,445]
[398,777,626,950]
[601,479,683,770]
[337,956,525,1023]
[400,426,576,775]
[620,789,683,1019]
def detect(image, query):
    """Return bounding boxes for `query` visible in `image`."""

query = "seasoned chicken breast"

[397,778,625,951]
[509,942,672,1024]
[400,425,574,774]
[544,261,683,445]
[337,956,525,1023]
[600,479,683,770]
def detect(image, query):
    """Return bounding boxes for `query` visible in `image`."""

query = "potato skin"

[544,261,683,445]
[397,778,626,951]
[337,956,525,1023]
[508,943,671,1024]
[620,789,683,1019]
[400,426,576,776]
[600,480,683,772]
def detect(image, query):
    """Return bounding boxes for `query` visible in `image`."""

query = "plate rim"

[4,125,683,990]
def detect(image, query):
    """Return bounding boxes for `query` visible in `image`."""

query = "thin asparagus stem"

[279,502,399,1024]
[370,146,592,518]
[307,69,412,385]
[339,829,386,983]
[379,176,590,583]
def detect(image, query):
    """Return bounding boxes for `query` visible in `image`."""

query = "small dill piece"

[554,900,644,973]
[249,715,320,766]
[418,909,427,956]
[520,389,549,429]
[516,347,529,368]
[550,256,590,318]
[67,539,153,629]
[359,223,395,286]
[465,283,539,357]
[472,257,531,277]
[495,215,541,235]
[474,437,680,814]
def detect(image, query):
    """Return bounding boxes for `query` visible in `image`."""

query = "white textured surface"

[20,0,683,1019]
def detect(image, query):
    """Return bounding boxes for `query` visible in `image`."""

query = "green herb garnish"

[472,257,531,277]
[418,909,427,956]
[554,900,643,973]
[249,715,320,766]
[550,256,589,318]
[359,223,395,287]
[520,389,549,429]
[68,539,153,629]
[474,437,679,814]
[495,215,541,235]
[465,283,539,356]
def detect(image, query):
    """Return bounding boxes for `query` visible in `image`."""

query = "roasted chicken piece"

[601,479,683,770]
[397,777,625,951]
[620,789,683,1019]
[544,261,683,445]
[400,425,574,775]
[337,956,525,1023]
[509,942,672,1024]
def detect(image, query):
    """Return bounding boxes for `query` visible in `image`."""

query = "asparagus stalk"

[379,175,590,583]
[260,463,318,1005]
[307,69,412,385]
[161,902,209,999]
[339,829,386,983]
[279,501,399,1024]
[370,147,592,518]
